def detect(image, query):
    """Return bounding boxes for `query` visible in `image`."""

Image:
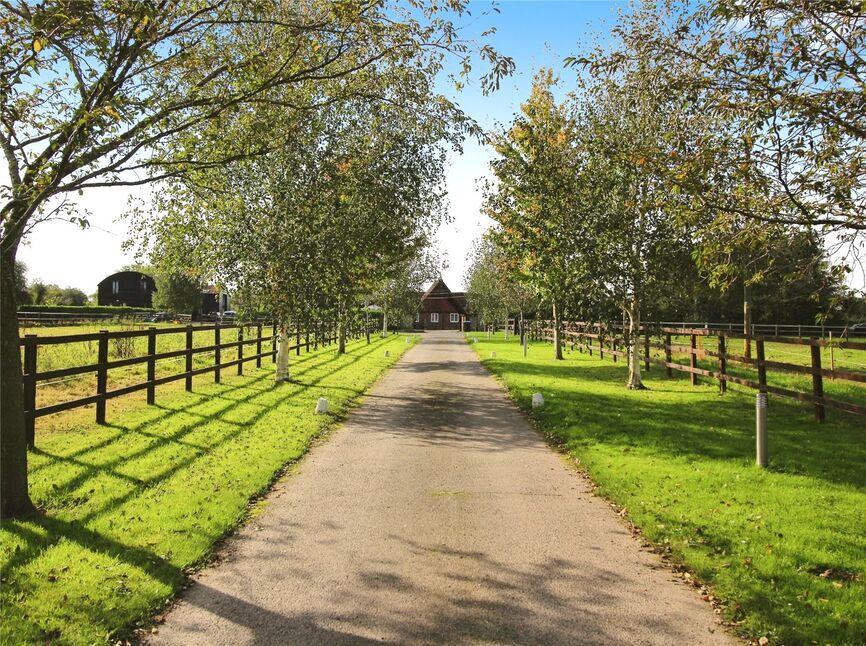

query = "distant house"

[413,278,471,331]
[97,271,157,308]
[201,286,230,316]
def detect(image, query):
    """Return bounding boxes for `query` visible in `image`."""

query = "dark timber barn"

[413,278,471,331]
[97,271,157,308]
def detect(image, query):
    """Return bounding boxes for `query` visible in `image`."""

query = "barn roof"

[420,278,467,313]
[97,271,157,288]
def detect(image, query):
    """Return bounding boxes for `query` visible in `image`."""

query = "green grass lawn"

[470,333,866,645]
[1,333,416,645]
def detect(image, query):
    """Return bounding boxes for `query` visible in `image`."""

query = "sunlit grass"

[1,334,416,645]
[471,332,866,645]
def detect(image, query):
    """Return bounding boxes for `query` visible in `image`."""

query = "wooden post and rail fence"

[526,320,866,422]
[19,320,372,449]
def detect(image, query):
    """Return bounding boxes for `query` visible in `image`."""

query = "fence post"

[23,335,37,448]
[612,337,617,363]
[665,333,673,377]
[718,334,727,394]
[756,336,767,393]
[756,393,768,467]
[185,325,193,391]
[296,325,301,356]
[599,330,604,360]
[643,330,650,371]
[214,325,221,384]
[256,323,262,368]
[272,322,277,362]
[810,342,825,422]
[690,334,698,386]
[147,327,156,404]
[237,325,244,376]
[96,330,109,424]
[306,329,310,353]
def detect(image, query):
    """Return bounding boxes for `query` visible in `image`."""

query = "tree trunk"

[1,242,36,517]
[364,298,370,344]
[625,300,646,390]
[552,301,563,360]
[504,318,508,341]
[381,309,388,337]
[743,282,752,359]
[337,304,346,354]
[275,323,290,382]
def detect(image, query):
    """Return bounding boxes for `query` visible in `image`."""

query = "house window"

[430,313,439,323]
[415,312,420,323]
[111,280,119,295]
[450,313,459,323]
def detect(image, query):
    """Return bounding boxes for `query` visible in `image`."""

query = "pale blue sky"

[437,0,626,290]
[17,1,628,293]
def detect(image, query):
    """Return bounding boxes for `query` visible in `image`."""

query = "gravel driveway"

[150,331,734,645]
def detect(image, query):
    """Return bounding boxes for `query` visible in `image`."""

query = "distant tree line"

[13,261,89,307]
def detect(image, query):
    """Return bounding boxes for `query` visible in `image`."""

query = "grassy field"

[0,333,415,645]
[563,330,866,409]
[19,322,278,412]
[471,333,866,645]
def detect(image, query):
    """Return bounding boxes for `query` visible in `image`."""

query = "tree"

[24,281,87,306]
[152,271,201,316]
[1,0,513,517]
[13,260,29,304]
[43,286,87,306]
[373,250,438,336]
[465,238,509,331]
[484,70,582,360]
[28,280,47,305]
[139,74,460,377]
[625,0,866,306]
[465,236,538,335]
[682,0,866,236]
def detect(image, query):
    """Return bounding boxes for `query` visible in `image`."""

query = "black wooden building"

[97,271,157,308]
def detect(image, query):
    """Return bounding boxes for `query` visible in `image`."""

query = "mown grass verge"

[1,333,417,645]
[469,333,865,645]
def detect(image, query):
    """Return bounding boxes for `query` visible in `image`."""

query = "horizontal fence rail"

[19,321,371,448]
[526,320,866,421]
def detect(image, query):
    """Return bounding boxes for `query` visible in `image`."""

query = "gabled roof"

[420,278,468,314]
[421,277,453,299]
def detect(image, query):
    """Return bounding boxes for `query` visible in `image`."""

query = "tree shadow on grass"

[0,335,396,642]
[482,355,866,492]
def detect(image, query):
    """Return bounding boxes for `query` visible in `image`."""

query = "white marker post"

[756,393,768,467]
